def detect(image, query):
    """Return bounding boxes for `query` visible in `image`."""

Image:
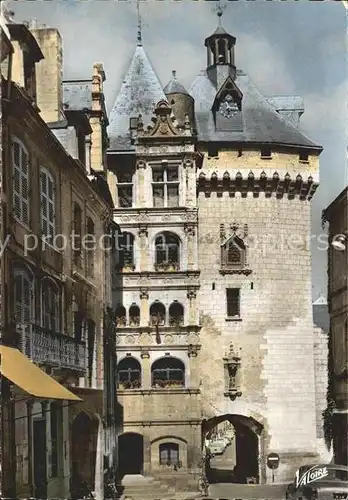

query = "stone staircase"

[118,474,178,500]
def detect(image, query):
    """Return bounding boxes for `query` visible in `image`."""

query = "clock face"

[219,93,239,118]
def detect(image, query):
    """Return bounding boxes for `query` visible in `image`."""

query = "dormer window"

[221,235,246,268]
[212,77,243,132]
[219,94,239,119]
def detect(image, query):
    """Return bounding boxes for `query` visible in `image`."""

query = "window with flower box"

[117,357,141,389]
[150,301,166,326]
[151,357,185,388]
[155,232,180,271]
[169,302,184,327]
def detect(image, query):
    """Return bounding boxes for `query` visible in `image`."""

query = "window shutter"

[40,168,56,240]
[14,275,22,322]
[23,276,31,324]
[14,272,32,325]
[12,140,29,225]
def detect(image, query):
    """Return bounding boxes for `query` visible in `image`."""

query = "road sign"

[267,452,280,470]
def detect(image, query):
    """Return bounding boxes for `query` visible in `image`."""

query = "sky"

[8,0,348,299]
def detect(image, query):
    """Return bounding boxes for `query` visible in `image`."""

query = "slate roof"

[108,45,166,152]
[164,71,189,95]
[189,69,322,150]
[313,304,330,333]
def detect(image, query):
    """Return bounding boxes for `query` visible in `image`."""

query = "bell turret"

[204,8,236,89]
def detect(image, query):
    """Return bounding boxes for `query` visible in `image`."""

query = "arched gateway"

[202,414,263,484]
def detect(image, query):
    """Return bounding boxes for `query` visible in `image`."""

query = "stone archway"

[71,411,99,491]
[202,414,263,485]
[118,433,144,477]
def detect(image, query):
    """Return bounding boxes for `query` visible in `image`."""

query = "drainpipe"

[94,419,104,500]
[27,400,33,497]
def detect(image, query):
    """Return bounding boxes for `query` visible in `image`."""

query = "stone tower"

[106,13,328,491]
[190,17,327,483]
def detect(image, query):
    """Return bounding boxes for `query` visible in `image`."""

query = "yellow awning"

[0,346,82,401]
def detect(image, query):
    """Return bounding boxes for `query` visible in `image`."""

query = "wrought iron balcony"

[17,323,86,372]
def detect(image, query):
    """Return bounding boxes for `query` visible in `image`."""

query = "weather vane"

[137,0,142,46]
[214,0,226,25]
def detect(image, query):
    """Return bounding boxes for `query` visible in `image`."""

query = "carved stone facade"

[107,19,327,491]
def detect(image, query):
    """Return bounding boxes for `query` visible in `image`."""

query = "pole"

[0,353,2,498]
[272,469,274,483]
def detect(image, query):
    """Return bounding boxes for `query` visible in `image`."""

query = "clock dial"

[219,93,239,119]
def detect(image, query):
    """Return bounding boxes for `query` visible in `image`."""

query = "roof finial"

[172,69,176,79]
[137,0,142,46]
[215,0,225,26]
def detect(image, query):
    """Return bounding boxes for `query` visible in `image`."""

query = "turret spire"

[137,0,142,46]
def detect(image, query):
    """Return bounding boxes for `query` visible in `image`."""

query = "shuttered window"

[226,288,240,317]
[40,168,56,242]
[14,269,32,325]
[41,280,59,332]
[159,443,179,466]
[12,138,29,225]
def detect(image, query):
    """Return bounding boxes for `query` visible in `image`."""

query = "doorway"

[71,412,98,491]
[118,433,144,477]
[234,423,259,483]
[33,419,47,499]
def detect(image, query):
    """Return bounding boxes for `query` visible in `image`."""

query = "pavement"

[208,483,287,499]
[205,441,287,499]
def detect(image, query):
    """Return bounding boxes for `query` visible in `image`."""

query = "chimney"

[30,26,63,123]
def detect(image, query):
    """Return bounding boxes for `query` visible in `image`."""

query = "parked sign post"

[267,453,280,483]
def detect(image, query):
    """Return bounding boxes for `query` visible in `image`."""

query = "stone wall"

[196,148,321,482]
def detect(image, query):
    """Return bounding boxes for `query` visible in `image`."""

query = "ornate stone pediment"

[220,222,248,243]
[138,100,181,138]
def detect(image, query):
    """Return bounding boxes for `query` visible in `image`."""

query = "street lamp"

[331,235,347,251]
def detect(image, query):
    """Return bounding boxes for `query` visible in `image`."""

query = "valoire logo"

[296,466,329,488]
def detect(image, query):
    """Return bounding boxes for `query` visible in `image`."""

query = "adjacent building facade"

[107,18,329,489]
[1,16,119,499]
[323,187,348,466]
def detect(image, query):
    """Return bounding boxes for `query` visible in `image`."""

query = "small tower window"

[260,147,272,159]
[299,152,309,163]
[226,288,240,318]
[208,145,219,158]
